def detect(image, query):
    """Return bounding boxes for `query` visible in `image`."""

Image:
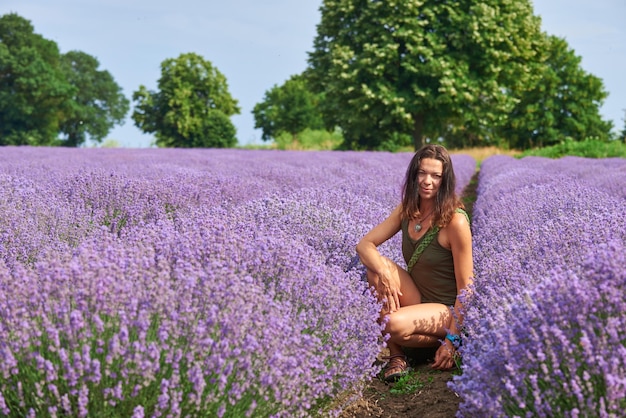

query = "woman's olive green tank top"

[401,219,457,306]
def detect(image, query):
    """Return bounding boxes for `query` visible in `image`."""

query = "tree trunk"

[63,130,79,147]
[412,113,425,150]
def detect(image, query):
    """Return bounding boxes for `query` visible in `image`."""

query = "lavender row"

[0,147,476,417]
[452,155,626,417]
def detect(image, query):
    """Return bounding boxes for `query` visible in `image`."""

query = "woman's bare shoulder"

[447,209,470,232]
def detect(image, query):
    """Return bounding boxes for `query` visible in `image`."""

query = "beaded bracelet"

[445,333,462,349]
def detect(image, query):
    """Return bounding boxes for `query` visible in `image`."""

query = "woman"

[356,144,473,381]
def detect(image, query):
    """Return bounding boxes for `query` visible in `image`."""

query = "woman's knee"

[385,305,451,339]
[385,314,441,347]
[384,311,410,339]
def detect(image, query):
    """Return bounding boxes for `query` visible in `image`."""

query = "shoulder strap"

[455,208,470,224]
[406,208,469,272]
[407,226,439,272]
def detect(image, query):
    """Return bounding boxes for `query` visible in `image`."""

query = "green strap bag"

[407,227,439,272]
[406,208,469,272]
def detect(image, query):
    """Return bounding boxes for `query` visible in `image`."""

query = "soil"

[339,348,460,418]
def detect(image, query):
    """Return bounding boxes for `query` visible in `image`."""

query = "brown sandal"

[381,354,410,382]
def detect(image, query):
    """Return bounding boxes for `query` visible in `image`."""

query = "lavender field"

[2,147,624,417]
[453,155,626,417]
[0,147,475,417]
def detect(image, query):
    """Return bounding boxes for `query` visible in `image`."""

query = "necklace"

[414,209,434,232]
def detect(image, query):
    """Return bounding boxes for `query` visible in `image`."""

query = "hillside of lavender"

[0,147,475,417]
[453,155,626,417]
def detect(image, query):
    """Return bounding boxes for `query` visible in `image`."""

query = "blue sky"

[2,0,624,147]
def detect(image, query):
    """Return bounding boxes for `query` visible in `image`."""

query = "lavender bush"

[0,147,475,417]
[453,155,626,417]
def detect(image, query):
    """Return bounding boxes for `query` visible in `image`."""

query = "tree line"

[0,13,130,147]
[1,4,624,151]
[0,13,240,148]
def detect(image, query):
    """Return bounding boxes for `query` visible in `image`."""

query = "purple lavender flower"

[0,147,475,417]
[453,155,626,417]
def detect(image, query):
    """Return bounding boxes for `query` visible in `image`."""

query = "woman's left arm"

[447,211,474,334]
[432,211,473,370]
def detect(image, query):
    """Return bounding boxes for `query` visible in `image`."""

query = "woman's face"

[417,158,443,200]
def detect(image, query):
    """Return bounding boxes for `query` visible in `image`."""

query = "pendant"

[414,223,422,232]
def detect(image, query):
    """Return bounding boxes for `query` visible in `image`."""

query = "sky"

[2,0,624,148]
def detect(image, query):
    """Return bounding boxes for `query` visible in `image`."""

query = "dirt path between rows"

[339,348,460,418]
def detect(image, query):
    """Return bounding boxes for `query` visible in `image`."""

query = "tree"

[191,111,237,148]
[132,52,240,148]
[307,0,546,150]
[0,13,129,147]
[58,51,129,147]
[499,35,612,149]
[620,110,626,143]
[252,74,324,141]
[0,13,73,145]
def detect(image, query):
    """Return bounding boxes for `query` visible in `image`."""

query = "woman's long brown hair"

[401,144,464,228]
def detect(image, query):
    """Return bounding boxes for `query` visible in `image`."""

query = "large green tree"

[252,74,324,141]
[132,52,240,148]
[0,13,72,145]
[0,13,129,147]
[59,51,130,147]
[499,35,612,149]
[307,0,546,150]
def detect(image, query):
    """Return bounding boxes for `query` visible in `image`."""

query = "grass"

[237,139,626,161]
[449,146,521,163]
[520,138,626,158]
[460,171,479,219]
[387,370,433,396]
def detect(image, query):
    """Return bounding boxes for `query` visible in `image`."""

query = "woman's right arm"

[355,204,403,311]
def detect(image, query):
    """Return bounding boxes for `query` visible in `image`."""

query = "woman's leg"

[366,257,424,380]
[384,303,452,348]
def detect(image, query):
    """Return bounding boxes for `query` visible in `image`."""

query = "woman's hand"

[376,259,403,313]
[432,340,456,370]
[355,204,404,313]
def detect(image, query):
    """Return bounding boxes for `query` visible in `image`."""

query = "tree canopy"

[59,51,130,147]
[0,13,72,145]
[132,52,240,148]
[498,35,612,148]
[252,74,324,142]
[306,0,612,151]
[0,13,128,147]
